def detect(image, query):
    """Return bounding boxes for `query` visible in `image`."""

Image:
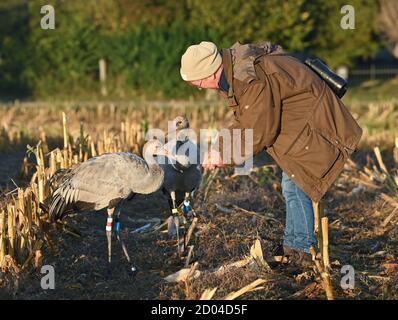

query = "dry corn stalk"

[321,217,330,271]
[310,247,334,300]
[211,257,253,277]
[200,287,218,300]
[250,239,272,271]
[178,217,198,248]
[19,157,29,179]
[0,110,179,274]
[393,137,398,165]
[0,209,6,267]
[313,201,319,235]
[164,265,201,283]
[49,151,57,176]
[7,204,15,258]
[311,201,334,299]
[312,201,325,251]
[62,112,68,149]
[223,279,266,300]
[185,245,194,267]
[374,146,388,174]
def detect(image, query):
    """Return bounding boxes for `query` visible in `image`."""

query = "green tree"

[187,0,314,50]
[0,0,31,97]
[0,0,381,99]
[306,0,378,67]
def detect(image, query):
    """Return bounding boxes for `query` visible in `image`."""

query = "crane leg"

[166,191,176,236]
[170,191,177,212]
[106,208,114,264]
[180,192,192,250]
[115,208,137,273]
[183,192,191,218]
[184,191,196,218]
[170,191,181,254]
[174,216,181,253]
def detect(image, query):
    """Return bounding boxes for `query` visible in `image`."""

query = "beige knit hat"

[180,41,222,81]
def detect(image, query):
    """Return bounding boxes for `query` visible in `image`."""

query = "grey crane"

[49,139,171,271]
[159,116,202,249]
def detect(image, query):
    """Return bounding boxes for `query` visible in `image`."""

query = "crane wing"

[51,152,149,216]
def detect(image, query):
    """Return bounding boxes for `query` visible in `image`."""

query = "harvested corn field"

[0,101,397,300]
[2,0,398,306]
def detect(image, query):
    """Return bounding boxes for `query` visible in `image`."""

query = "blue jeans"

[281,172,317,253]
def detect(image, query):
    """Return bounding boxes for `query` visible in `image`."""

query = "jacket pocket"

[285,124,341,179]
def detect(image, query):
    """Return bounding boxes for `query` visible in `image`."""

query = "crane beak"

[155,148,177,161]
[154,147,177,161]
[153,148,167,157]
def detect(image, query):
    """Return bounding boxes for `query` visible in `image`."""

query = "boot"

[283,245,314,268]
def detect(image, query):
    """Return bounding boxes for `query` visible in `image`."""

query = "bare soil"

[1,150,397,300]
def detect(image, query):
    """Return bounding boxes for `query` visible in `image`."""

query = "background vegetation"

[0,0,384,100]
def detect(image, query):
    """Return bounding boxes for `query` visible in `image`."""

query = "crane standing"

[49,139,172,271]
[160,116,202,250]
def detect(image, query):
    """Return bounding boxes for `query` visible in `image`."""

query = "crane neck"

[140,154,165,194]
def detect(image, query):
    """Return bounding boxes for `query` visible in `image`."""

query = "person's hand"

[203,149,223,172]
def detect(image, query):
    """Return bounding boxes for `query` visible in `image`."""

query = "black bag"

[304,58,347,98]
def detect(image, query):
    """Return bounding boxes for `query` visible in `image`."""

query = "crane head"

[166,115,190,141]
[173,115,189,130]
[143,139,169,158]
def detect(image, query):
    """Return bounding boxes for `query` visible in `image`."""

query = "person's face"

[188,71,220,90]
[188,79,204,90]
